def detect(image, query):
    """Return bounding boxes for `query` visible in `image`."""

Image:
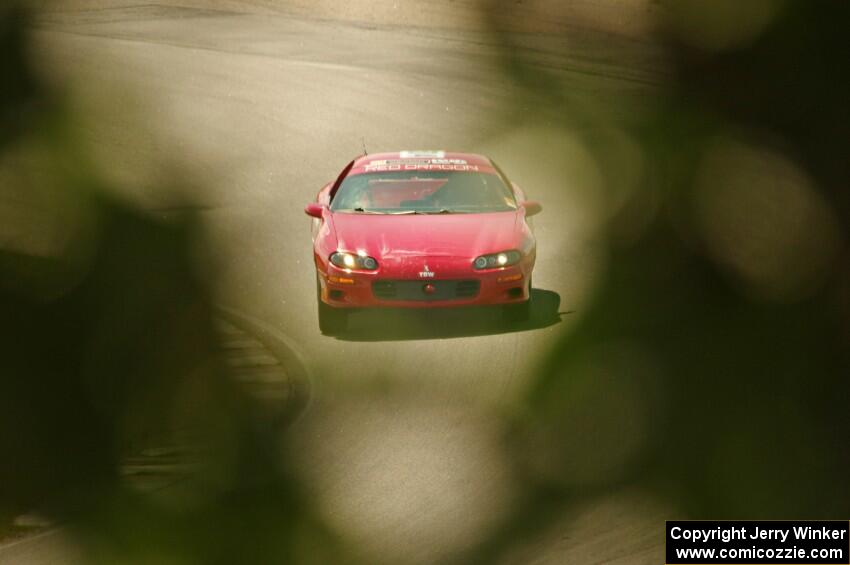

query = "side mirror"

[305,203,325,219]
[522,200,542,217]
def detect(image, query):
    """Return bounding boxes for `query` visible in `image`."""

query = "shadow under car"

[330,288,564,342]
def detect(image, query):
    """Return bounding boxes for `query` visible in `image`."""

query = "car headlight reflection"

[473,250,521,270]
[330,252,379,271]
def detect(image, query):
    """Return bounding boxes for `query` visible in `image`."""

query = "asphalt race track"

[28,3,669,562]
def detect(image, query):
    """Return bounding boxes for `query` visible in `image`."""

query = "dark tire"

[502,299,531,324]
[317,276,348,334]
[502,276,532,324]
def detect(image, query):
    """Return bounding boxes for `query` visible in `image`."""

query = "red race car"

[305,150,542,334]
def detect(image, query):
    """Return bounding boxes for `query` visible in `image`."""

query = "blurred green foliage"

[465,0,850,560]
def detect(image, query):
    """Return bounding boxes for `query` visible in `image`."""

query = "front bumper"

[318,262,532,309]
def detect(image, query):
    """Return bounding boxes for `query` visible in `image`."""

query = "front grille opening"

[372,280,480,301]
[329,289,345,301]
[372,281,397,299]
[456,281,480,297]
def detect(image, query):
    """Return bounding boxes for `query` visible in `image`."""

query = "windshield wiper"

[352,208,466,215]
[418,209,464,214]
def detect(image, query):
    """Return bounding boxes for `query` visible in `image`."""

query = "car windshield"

[330,170,517,214]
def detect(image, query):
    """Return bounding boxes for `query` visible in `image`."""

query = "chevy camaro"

[305,150,542,334]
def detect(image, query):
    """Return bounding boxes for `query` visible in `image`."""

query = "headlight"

[330,252,379,270]
[473,250,522,269]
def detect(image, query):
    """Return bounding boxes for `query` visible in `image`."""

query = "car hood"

[329,211,520,258]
